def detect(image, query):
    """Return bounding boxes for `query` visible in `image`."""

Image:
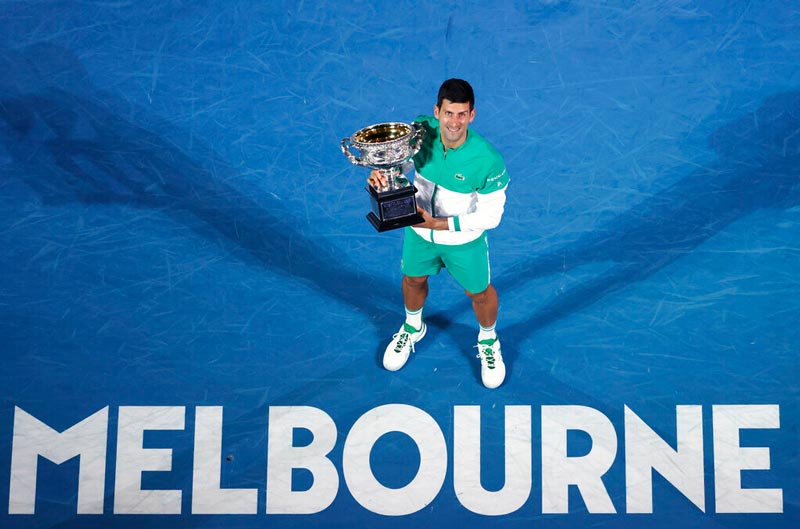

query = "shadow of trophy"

[341,122,426,231]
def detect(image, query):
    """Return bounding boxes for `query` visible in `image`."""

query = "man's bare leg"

[402,275,429,325]
[467,283,498,329]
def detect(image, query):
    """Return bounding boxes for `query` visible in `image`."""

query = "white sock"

[478,322,497,342]
[405,306,423,330]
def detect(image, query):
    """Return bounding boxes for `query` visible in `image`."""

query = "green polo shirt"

[412,114,509,196]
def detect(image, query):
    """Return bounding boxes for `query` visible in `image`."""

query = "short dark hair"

[437,78,475,110]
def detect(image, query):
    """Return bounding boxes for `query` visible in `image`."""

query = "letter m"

[9,407,109,514]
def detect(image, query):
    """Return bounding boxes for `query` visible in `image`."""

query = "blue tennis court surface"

[1,2,798,528]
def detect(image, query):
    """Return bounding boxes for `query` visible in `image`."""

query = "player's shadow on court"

[0,43,394,323]
[433,91,799,385]
[496,91,798,363]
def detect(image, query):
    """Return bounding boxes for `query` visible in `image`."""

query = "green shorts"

[401,228,491,294]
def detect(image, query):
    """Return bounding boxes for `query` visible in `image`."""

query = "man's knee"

[404,275,429,288]
[466,284,494,302]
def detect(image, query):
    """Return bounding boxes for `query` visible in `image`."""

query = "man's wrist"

[425,216,453,231]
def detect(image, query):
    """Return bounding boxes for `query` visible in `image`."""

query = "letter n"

[625,405,704,513]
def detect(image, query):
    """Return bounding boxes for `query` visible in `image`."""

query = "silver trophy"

[341,121,426,231]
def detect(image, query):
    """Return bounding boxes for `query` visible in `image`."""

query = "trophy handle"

[341,137,362,165]
[410,121,426,149]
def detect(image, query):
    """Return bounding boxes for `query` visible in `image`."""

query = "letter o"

[343,404,447,515]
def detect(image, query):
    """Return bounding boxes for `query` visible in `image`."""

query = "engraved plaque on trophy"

[341,121,426,232]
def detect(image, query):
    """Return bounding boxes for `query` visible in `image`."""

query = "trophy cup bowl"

[341,121,426,232]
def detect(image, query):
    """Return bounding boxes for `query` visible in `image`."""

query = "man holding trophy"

[344,79,509,389]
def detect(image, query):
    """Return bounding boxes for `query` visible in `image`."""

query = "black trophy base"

[366,211,424,232]
[366,184,424,232]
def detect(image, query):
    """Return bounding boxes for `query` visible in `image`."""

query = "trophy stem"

[379,166,402,191]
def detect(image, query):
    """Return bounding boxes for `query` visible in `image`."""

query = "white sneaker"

[476,338,505,389]
[383,322,426,371]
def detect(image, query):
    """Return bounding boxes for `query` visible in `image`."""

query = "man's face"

[434,99,475,149]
